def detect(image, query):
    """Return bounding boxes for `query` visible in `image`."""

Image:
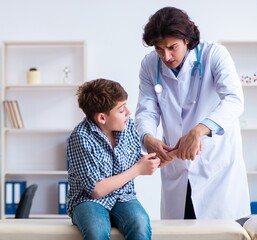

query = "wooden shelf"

[247,171,257,175]
[5,171,68,175]
[4,128,74,134]
[241,128,257,131]
[5,84,80,89]
[221,41,257,203]
[0,41,85,219]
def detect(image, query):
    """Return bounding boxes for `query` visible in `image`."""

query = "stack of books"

[3,100,24,128]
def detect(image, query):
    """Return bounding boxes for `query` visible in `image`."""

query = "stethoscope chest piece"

[154,83,163,93]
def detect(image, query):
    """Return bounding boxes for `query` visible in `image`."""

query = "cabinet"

[220,41,257,206]
[0,41,85,218]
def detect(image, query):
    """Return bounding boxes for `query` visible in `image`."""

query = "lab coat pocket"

[198,136,231,178]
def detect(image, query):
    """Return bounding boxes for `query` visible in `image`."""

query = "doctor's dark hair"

[143,7,200,50]
[77,78,128,121]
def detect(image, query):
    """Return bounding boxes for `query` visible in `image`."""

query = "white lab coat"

[135,40,250,220]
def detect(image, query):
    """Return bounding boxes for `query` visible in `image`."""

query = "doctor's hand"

[143,134,174,163]
[173,124,208,160]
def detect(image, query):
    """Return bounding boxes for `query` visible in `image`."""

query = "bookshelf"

[0,41,86,218]
[220,41,257,213]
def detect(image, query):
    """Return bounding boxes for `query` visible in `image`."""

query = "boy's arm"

[91,152,160,199]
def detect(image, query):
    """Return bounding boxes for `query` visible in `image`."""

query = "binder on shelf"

[251,201,257,214]
[58,181,69,214]
[5,181,27,215]
[13,181,26,212]
[5,182,14,214]
[3,100,24,129]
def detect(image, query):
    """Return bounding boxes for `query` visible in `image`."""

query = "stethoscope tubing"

[154,57,162,93]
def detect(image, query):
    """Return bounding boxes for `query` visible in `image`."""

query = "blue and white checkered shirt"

[66,117,142,217]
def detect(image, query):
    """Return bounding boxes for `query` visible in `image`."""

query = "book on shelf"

[3,101,16,128]
[3,100,24,129]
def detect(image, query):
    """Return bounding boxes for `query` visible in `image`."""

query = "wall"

[0,0,257,219]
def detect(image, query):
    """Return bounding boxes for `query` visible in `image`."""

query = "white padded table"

[243,216,257,240]
[0,218,251,240]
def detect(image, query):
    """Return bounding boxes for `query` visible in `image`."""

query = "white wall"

[0,0,257,219]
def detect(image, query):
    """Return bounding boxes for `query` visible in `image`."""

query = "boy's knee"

[82,226,110,240]
[124,214,151,239]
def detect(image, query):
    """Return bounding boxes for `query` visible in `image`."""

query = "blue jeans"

[72,199,151,240]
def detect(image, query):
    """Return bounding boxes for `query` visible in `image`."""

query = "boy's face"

[101,100,131,132]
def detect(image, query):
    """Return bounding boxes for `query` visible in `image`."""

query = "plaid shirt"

[66,117,142,217]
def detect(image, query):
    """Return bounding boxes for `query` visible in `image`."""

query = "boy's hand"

[137,153,160,175]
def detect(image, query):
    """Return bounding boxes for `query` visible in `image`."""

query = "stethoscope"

[154,45,203,104]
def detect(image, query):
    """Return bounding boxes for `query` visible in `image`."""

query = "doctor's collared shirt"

[200,118,224,137]
[66,117,142,217]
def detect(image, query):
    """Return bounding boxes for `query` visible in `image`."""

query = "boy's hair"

[143,7,200,50]
[77,78,128,121]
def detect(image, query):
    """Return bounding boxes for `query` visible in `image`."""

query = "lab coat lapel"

[179,49,197,77]
[160,60,176,79]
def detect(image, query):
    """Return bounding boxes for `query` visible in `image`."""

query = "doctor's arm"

[173,45,242,161]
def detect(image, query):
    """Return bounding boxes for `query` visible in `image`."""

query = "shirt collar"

[85,117,126,145]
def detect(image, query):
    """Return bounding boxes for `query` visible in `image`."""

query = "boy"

[66,78,160,240]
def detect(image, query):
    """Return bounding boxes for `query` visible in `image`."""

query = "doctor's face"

[155,37,189,69]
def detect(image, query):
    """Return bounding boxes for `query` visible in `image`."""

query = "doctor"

[135,6,250,220]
